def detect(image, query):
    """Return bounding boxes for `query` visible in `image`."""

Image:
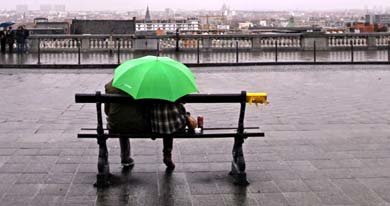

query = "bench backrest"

[75,91,267,137]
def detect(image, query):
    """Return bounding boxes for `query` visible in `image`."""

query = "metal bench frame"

[75,91,265,188]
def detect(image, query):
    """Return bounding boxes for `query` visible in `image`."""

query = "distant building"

[238,22,253,30]
[135,18,199,32]
[366,14,390,25]
[34,18,49,24]
[347,22,387,33]
[70,19,136,34]
[28,28,67,35]
[35,22,70,34]
[198,15,226,30]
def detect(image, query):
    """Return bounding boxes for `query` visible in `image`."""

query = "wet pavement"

[0,50,389,65]
[0,65,390,205]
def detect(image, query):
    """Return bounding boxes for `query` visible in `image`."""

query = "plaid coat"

[150,102,187,135]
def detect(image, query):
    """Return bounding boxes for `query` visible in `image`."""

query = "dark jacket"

[104,80,150,133]
[6,30,14,44]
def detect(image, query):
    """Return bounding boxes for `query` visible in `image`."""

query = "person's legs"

[0,41,5,53]
[17,43,22,54]
[163,136,175,171]
[8,43,13,53]
[119,138,134,167]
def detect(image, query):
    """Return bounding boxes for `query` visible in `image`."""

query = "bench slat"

[80,126,260,131]
[78,131,265,139]
[75,93,245,104]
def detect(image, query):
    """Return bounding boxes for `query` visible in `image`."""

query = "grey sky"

[2,0,390,11]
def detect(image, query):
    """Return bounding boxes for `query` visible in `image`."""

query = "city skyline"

[2,0,390,11]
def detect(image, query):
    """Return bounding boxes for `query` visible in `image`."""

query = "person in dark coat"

[6,27,14,53]
[16,26,25,54]
[23,27,29,52]
[104,80,150,168]
[0,29,6,53]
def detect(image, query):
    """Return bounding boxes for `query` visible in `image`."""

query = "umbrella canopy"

[0,22,15,28]
[112,56,198,102]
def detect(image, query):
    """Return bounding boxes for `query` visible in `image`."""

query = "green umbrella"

[112,56,198,102]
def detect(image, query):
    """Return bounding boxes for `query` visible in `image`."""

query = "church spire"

[145,5,151,22]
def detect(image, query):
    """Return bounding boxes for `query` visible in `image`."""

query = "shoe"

[163,155,175,171]
[121,157,134,168]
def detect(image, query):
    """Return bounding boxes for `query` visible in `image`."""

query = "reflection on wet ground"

[0,50,389,65]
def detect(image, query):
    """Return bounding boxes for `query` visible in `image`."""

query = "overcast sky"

[2,0,390,11]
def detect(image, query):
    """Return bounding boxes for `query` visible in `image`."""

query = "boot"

[163,149,175,171]
[120,138,134,167]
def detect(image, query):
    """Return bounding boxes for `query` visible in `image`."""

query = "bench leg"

[229,136,249,186]
[94,139,110,188]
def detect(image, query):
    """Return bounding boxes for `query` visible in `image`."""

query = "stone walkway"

[0,65,390,205]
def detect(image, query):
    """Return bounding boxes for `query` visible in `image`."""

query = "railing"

[27,32,390,53]
[1,32,389,66]
[326,33,390,48]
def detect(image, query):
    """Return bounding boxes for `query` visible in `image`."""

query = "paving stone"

[282,192,322,206]
[16,174,48,184]
[332,178,389,206]
[358,178,390,203]
[253,193,289,206]
[1,66,390,205]
[314,191,354,205]
[30,195,64,206]
[57,156,83,164]
[0,173,20,184]
[45,173,74,184]
[274,179,311,193]
[1,195,35,206]
[192,195,225,206]
[50,163,79,173]
[0,149,16,156]
[67,183,97,196]
[222,194,259,206]
[303,179,341,192]
[38,184,70,195]
[0,163,27,173]
[5,184,41,196]
[249,180,281,193]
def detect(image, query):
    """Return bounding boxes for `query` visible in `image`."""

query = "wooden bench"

[75,91,267,188]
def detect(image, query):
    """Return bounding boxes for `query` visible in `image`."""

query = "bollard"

[313,41,317,63]
[236,41,239,63]
[350,40,354,63]
[175,29,180,52]
[37,38,41,65]
[388,40,390,62]
[197,39,200,64]
[117,40,121,64]
[157,39,160,57]
[77,39,81,65]
[275,41,278,62]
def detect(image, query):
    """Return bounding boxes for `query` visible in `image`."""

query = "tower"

[145,6,151,22]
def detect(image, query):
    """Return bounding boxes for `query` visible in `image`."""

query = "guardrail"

[1,32,390,66]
